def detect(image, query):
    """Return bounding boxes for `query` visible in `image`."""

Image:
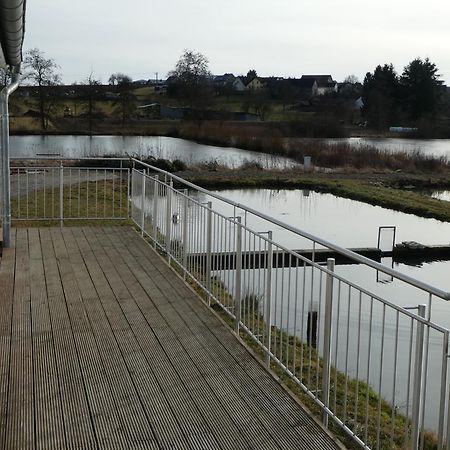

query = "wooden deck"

[0,226,344,450]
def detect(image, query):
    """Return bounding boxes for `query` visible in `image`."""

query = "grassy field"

[11,178,130,227]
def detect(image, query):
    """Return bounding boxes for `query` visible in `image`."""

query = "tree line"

[362,58,446,131]
[2,48,448,134]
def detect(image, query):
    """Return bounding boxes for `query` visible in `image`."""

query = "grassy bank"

[181,170,450,223]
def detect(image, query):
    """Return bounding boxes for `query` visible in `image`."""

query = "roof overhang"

[0,0,26,68]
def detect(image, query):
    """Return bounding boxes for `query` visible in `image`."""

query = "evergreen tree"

[400,57,442,119]
[362,64,400,129]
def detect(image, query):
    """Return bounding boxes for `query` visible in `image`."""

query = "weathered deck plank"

[0,226,345,450]
[104,226,342,450]
[0,230,16,449]
[28,228,66,449]
[6,228,35,450]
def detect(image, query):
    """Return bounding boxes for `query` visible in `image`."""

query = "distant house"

[246,76,266,91]
[354,97,364,111]
[300,75,338,95]
[233,77,247,92]
[295,78,319,98]
[214,73,235,85]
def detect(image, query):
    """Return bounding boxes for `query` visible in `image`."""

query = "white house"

[301,75,338,95]
[233,77,247,92]
[246,77,266,91]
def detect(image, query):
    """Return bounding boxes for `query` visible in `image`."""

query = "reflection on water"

[10,135,295,169]
[188,188,450,431]
[135,183,450,431]
[326,137,450,158]
[430,190,450,202]
[194,187,450,323]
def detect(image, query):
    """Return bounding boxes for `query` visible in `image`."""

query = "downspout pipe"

[1,64,20,248]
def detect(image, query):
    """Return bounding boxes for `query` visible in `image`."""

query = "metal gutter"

[1,63,19,247]
[0,0,26,67]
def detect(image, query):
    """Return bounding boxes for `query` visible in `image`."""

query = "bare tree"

[80,72,101,134]
[23,48,61,130]
[167,49,212,114]
[112,74,136,127]
[343,74,360,84]
[108,72,132,86]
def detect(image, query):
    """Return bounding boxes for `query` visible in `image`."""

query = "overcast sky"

[24,0,450,85]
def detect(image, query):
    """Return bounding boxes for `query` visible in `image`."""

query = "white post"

[265,231,273,367]
[205,201,213,304]
[182,189,189,279]
[165,179,173,264]
[140,171,146,235]
[234,217,242,333]
[152,175,159,247]
[59,163,64,228]
[322,258,335,427]
[411,304,426,449]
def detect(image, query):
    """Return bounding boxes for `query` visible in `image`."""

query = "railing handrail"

[141,169,450,333]
[132,158,450,301]
[11,156,130,161]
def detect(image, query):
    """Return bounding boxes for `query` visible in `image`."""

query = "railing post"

[126,167,130,219]
[205,201,213,304]
[140,170,146,236]
[152,175,159,247]
[265,231,273,367]
[165,179,173,264]
[322,258,335,428]
[59,163,64,227]
[182,189,189,280]
[446,351,450,450]
[411,304,426,449]
[234,217,242,333]
[438,331,449,449]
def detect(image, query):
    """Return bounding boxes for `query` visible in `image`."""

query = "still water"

[11,135,450,166]
[10,135,294,169]
[327,137,450,158]
[189,188,450,431]
[198,188,450,303]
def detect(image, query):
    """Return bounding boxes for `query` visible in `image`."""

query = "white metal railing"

[10,158,130,223]
[8,156,450,449]
[131,159,450,450]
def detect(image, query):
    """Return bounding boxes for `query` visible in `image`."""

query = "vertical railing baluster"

[59,163,64,227]
[438,331,449,448]
[411,304,426,450]
[205,201,213,304]
[322,258,335,428]
[265,231,273,367]
[182,189,189,280]
[152,175,159,247]
[234,217,242,333]
[140,170,146,235]
[165,179,173,263]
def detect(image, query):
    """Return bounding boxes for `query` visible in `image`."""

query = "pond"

[195,188,450,304]
[186,187,450,431]
[10,135,295,169]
